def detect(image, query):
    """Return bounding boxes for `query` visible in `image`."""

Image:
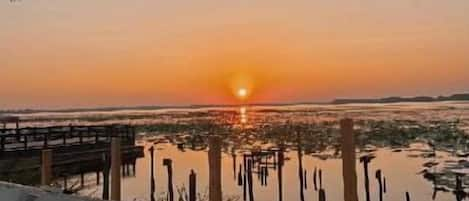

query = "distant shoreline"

[332,93,469,104]
[1,93,468,115]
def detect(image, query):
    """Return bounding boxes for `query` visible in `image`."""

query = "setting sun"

[237,88,248,99]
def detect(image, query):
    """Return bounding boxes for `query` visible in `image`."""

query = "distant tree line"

[332,93,469,104]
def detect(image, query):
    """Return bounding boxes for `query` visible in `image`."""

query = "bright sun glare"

[237,88,248,99]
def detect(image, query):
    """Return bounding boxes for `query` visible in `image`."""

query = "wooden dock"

[0,124,136,154]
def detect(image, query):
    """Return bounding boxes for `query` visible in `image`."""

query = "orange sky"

[1,0,469,109]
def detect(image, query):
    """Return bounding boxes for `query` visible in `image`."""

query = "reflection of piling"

[209,136,222,201]
[102,153,110,200]
[41,149,52,186]
[341,119,358,201]
[111,138,122,201]
[376,170,383,201]
[189,170,197,201]
[163,159,174,201]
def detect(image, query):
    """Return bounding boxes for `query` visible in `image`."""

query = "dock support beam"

[111,138,121,201]
[41,149,53,186]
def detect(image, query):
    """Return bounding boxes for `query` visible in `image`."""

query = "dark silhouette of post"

[247,159,254,201]
[360,155,374,201]
[243,155,247,201]
[149,146,156,201]
[233,152,237,180]
[341,119,359,201]
[297,132,305,201]
[304,169,308,189]
[314,167,318,191]
[383,177,387,193]
[209,136,222,201]
[238,164,243,186]
[41,149,52,186]
[189,170,197,201]
[277,149,284,201]
[406,192,411,201]
[319,169,323,189]
[111,138,121,201]
[319,189,326,201]
[376,170,383,201]
[102,153,110,200]
[163,158,174,201]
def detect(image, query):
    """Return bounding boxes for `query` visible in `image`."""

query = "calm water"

[3,102,469,201]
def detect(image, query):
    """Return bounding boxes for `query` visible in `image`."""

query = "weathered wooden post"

[189,170,197,201]
[23,132,27,150]
[341,119,359,201]
[111,138,121,201]
[43,128,48,148]
[163,158,174,201]
[209,136,222,201]
[319,189,326,201]
[41,149,53,186]
[80,172,85,188]
[102,153,110,200]
[297,132,305,201]
[277,149,284,201]
[1,136,5,152]
[96,171,100,185]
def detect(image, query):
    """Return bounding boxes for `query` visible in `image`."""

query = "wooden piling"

[277,150,284,201]
[209,136,222,201]
[163,158,174,201]
[319,189,326,201]
[189,170,197,201]
[314,167,318,191]
[341,119,359,201]
[111,138,121,201]
[247,159,254,201]
[405,192,411,201]
[41,149,53,186]
[102,153,110,200]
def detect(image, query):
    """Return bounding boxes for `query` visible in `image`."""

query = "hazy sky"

[1,0,469,109]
